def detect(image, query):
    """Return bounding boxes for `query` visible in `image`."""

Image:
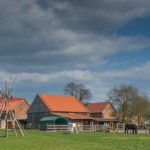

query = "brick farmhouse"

[0,97,30,128]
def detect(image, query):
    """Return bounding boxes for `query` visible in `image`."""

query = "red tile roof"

[38,94,89,113]
[86,102,110,113]
[0,97,27,110]
[52,113,92,120]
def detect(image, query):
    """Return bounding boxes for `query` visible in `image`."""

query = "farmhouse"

[27,94,93,127]
[0,97,30,127]
[86,102,118,130]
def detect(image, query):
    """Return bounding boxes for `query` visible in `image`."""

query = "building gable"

[14,99,30,120]
[27,95,51,126]
[86,102,117,118]
[27,95,50,114]
[86,102,109,113]
[0,97,30,121]
[102,103,117,118]
[0,97,29,110]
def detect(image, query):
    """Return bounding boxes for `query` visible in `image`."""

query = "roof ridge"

[38,93,73,97]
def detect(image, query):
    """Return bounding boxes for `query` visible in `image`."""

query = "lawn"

[0,130,149,150]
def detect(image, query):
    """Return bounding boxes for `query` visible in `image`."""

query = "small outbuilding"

[39,116,69,125]
[39,116,69,130]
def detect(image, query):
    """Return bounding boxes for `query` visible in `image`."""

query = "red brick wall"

[102,103,116,118]
[14,100,30,120]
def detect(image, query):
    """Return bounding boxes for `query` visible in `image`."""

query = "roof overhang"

[93,118,119,122]
[52,113,93,120]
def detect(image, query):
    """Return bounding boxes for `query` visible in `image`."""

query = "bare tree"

[107,84,150,124]
[64,82,77,96]
[64,82,92,102]
[129,93,150,124]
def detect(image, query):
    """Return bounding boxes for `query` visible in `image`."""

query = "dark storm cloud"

[0,0,150,73]
[36,0,150,33]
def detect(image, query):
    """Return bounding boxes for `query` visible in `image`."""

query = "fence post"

[116,123,118,133]
[94,124,96,132]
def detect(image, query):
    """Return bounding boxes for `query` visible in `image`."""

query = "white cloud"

[1,60,150,83]
[1,60,150,101]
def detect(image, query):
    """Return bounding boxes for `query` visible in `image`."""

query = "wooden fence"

[46,124,150,133]
[23,124,150,134]
[46,124,108,132]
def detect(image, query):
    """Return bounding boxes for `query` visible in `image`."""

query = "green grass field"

[0,130,150,150]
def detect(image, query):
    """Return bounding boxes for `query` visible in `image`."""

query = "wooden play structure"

[0,78,25,137]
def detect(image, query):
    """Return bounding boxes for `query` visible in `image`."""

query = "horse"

[125,124,137,134]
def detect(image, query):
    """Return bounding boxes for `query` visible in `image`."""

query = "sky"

[0,0,150,104]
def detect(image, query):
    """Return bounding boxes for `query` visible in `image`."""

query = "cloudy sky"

[0,0,150,103]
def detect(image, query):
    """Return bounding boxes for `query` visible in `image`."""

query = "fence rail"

[23,124,150,134]
[45,124,108,132]
[47,125,68,131]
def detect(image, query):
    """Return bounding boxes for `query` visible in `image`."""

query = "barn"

[27,94,93,127]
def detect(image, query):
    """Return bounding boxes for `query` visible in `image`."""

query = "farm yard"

[1,1,150,150]
[0,130,150,150]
